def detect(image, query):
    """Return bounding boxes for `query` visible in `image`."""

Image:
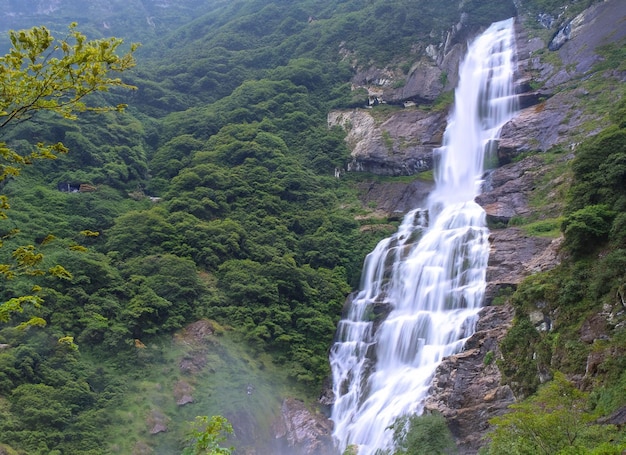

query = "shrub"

[391,412,456,455]
[561,204,615,256]
[485,372,625,455]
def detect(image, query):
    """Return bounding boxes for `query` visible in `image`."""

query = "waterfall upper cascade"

[329,18,518,455]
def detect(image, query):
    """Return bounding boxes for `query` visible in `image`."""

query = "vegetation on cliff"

[488,24,626,455]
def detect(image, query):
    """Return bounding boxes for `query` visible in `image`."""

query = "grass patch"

[381,130,394,151]
[416,169,434,182]
[492,285,515,306]
[519,217,564,238]
[509,214,564,238]
[421,90,454,112]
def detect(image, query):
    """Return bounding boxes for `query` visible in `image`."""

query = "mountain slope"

[0,0,624,454]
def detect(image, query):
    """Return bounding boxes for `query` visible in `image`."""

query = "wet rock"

[425,305,516,454]
[318,377,335,408]
[274,398,334,455]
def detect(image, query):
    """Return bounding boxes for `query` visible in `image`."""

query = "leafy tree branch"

[0,23,137,326]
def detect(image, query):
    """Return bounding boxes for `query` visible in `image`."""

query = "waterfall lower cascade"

[329,18,518,455]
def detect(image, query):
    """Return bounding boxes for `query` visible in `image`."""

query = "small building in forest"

[57,182,97,193]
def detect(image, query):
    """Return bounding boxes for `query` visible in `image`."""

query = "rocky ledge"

[328,108,445,176]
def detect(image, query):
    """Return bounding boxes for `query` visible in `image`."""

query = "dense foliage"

[182,415,234,455]
[390,413,456,455]
[486,373,625,454]
[0,24,137,327]
[0,0,455,451]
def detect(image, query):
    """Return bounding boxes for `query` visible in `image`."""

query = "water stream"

[329,18,518,455]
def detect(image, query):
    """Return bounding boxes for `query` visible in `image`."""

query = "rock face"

[334,0,626,179]
[273,398,335,455]
[423,156,562,454]
[355,178,435,215]
[500,0,626,156]
[485,227,562,302]
[376,12,476,105]
[328,109,445,176]
[478,156,543,223]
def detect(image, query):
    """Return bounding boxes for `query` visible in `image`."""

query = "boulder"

[273,398,334,455]
[173,380,194,406]
[147,409,169,435]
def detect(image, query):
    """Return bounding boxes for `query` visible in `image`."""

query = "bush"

[485,372,625,455]
[391,412,456,455]
[561,204,615,256]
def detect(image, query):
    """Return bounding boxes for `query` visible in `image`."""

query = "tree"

[391,412,457,455]
[182,415,234,455]
[485,372,625,454]
[0,23,137,325]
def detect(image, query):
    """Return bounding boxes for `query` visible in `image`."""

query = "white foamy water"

[330,18,518,455]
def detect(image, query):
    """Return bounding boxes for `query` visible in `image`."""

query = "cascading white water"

[329,18,518,455]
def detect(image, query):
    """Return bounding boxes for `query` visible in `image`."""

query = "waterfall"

[329,18,518,455]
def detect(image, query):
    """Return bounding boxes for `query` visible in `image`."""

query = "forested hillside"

[0,0,624,453]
